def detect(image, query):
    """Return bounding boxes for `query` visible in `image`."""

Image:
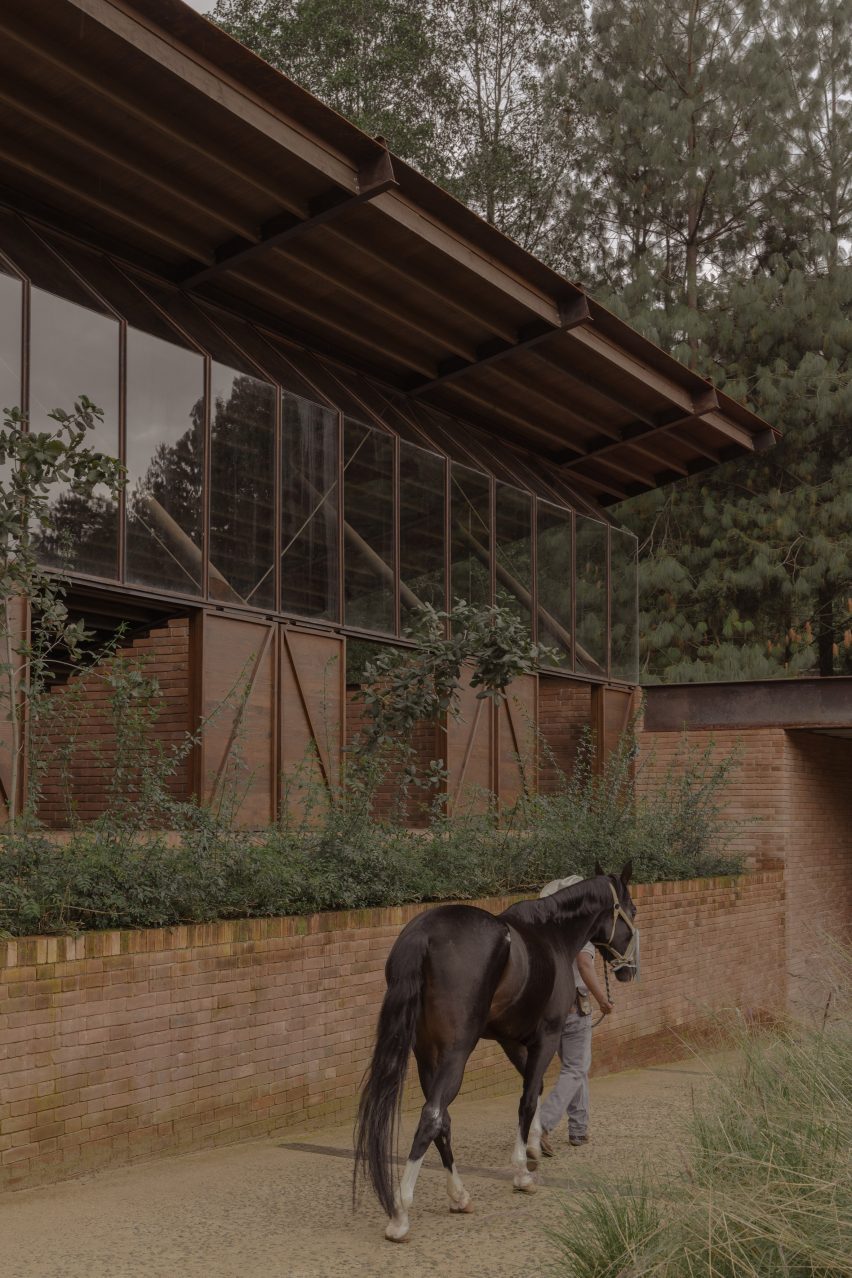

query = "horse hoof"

[513,1178,537,1194]
[384,1222,410,1243]
[449,1198,474,1214]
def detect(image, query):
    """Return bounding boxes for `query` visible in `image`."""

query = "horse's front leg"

[511,1033,560,1193]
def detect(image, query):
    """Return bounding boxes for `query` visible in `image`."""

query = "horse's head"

[591,861,639,983]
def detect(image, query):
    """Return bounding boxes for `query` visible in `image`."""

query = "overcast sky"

[183,1,213,12]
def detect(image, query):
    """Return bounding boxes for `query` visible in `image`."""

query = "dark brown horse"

[354,864,639,1240]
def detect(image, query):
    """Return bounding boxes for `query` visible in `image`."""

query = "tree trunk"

[816,584,836,677]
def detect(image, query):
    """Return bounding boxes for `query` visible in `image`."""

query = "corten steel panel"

[0,596,28,821]
[643,679,852,732]
[496,674,538,808]
[198,612,277,826]
[278,626,344,819]
[595,685,636,774]
[446,668,494,814]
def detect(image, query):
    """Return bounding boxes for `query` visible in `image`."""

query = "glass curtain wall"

[450,463,491,608]
[0,267,21,414]
[537,501,573,669]
[610,526,639,682]
[495,483,532,633]
[125,330,205,594]
[281,391,339,621]
[0,216,643,686]
[399,440,445,627]
[29,288,120,578]
[343,420,395,633]
[575,515,608,676]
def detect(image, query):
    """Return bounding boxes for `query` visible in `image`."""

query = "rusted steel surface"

[644,679,852,731]
[0,0,777,509]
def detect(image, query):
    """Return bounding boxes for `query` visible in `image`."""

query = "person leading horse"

[354,863,639,1241]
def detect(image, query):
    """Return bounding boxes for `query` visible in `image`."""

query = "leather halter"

[597,880,639,974]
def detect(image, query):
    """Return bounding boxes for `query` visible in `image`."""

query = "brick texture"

[37,619,192,827]
[638,726,852,1015]
[538,676,592,792]
[0,873,785,1190]
[345,690,441,825]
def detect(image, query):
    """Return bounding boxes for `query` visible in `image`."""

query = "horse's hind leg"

[385,1046,472,1242]
[413,1048,473,1218]
[435,1113,473,1215]
[511,1034,560,1193]
[497,1037,541,1164]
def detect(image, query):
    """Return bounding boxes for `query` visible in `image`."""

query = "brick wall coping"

[0,870,783,971]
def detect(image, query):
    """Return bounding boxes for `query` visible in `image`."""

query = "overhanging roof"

[0,0,778,507]
[644,679,852,732]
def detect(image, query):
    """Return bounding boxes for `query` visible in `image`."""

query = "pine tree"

[553,0,785,366]
[611,0,852,679]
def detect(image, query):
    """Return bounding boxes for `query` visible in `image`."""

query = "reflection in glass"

[29,288,120,578]
[537,502,573,669]
[126,328,204,595]
[281,392,339,621]
[575,515,608,676]
[209,364,275,608]
[495,483,532,632]
[610,526,639,682]
[0,269,21,413]
[450,464,490,608]
[399,441,445,626]
[343,420,395,633]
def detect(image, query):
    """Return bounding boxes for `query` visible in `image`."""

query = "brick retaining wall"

[0,871,785,1191]
[638,727,852,1013]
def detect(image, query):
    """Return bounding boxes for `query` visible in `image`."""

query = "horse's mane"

[503,876,611,928]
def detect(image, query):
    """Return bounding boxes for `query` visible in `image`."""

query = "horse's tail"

[353,925,428,1217]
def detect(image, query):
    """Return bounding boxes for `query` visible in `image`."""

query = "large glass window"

[495,483,532,632]
[537,501,573,669]
[450,463,491,608]
[209,363,276,608]
[399,441,445,627]
[610,526,639,682]
[575,515,608,676]
[0,268,21,413]
[125,329,204,595]
[281,392,339,621]
[343,420,395,633]
[29,288,120,578]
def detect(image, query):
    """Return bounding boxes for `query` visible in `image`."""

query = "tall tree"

[436,0,577,252]
[554,0,785,367]
[601,0,852,678]
[212,0,574,251]
[211,0,459,180]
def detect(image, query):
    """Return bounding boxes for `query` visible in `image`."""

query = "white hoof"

[449,1192,473,1214]
[513,1174,537,1194]
[385,1218,410,1242]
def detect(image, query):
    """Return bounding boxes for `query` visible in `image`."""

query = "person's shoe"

[569,1133,589,1146]
[539,1130,555,1157]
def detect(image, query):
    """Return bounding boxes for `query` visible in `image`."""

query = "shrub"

[0,694,743,935]
[551,949,852,1278]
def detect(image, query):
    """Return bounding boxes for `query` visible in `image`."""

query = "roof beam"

[554,388,720,475]
[408,294,591,396]
[63,0,358,190]
[180,149,398,289]
[0,16,295,209]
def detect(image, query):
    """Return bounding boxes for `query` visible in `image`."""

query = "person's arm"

[577,952,614,1015]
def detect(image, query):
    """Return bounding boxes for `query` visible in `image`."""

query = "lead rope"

[591,961,612,1029]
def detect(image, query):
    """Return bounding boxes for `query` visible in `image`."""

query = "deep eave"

[0,0,778,507]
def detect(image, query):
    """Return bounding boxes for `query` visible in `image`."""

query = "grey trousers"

[540,1010,592,1137]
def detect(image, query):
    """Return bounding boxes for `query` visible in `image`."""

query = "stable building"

[0,0,775,824]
